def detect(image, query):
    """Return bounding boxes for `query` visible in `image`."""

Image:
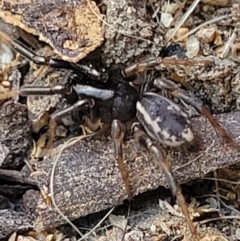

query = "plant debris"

[0,0,105,62]
[1,0,240,240]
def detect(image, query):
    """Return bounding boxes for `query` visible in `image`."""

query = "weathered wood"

[0,209,33,239]
[0,101,32,169]
[22,111,240,231]
[0,0,105,63]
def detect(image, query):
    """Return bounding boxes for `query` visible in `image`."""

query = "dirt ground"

[1,0,240,241]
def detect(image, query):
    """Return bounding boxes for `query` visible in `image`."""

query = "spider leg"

[5,84,94,149]
[46,99,94,149]
[111,119,132,198]
[0,84,72,100]
[154,77,239,150]
[0,81,115,101]
[122,57,213,78]
[131,123,196,236]
[0,31,108,81]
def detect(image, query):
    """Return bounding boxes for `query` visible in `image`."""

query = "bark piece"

[0,209,33,239]
[0,101,32,169]
[0,0,105,62]
[24,111,240,230]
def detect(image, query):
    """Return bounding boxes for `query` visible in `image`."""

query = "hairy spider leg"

[122,57,213,78]
[0,30,108,82]
[3,84,94,148]
[111,120,132,198]
[154,77,240,150]
[0,84,72,100]
[132,123,197,237]
[46,99,94,149]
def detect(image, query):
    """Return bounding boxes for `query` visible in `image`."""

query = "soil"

[0,0,240,241]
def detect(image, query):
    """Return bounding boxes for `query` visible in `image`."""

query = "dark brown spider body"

[72,68,139,124]
[97,81,138,123]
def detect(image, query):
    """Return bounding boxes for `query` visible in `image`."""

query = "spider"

[0,31,238,237]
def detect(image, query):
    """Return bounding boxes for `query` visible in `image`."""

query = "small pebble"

[176,27,189,42]
[186,35,200,58]
[55,125,68,137]
[205,197,220,209]
[203,4,210,12]
[197,27,216,43]
[1,80,11,88]
[161,12,173,28]
[235,228,240,240]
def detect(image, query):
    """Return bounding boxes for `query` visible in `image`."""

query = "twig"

[200,215,240,225]
[222,31,236,58]
[213,170,221,210]
[174,14,232,42]
[203,177,240,185]
[121,202,131,241]
[78,207,115,241]
[50,134,96,240]
[167,0,201,41]
[196,194,240,215]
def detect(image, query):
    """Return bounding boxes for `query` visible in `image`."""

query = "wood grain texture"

[23,111,240,230]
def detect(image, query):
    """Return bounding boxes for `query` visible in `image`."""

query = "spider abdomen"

[136,92,194,147]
